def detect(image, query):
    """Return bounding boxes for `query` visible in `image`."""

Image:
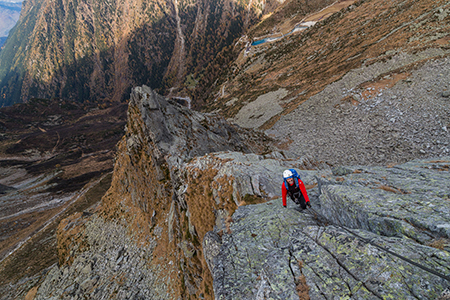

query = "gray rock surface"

[268,51,450,166]
[202,155,450,299]
[210,200,449,299]
[318,158,450,244]
[34,216,167,300]
[129,85,270,169]
[185,151,323,203]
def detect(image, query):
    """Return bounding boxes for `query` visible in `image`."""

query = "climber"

[282,169,311,210]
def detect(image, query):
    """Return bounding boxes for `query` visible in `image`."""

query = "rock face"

[207,157,450,299]
[37,215,162,299]
[31,86,272,299]
[319,159,450,243]
[30,88,449,299]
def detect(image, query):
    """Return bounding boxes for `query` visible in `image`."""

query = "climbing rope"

[305,206,450,282]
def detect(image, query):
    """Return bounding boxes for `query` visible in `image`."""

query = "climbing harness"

[305,206,450,282]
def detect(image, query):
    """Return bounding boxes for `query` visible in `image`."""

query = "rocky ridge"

[26,86,271,300]
[27,87,450,299]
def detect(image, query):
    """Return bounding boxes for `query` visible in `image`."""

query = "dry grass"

[373,185,409,194]
[96,111,184,299]
[250,0,341,38]
[438,165,450,171]
[295,260,310,299]
[0,173,111,287]
[273,136,294,150]
[24,286,39,300]
[181,156,242,299]
[304,0,356,22]
[241,194,267,205]
[61,152,113,179]
[428,238,448,250]
[210,0,450,130]
[57,212,90,266]
[305,183,318,190]
[0,206,60,260]
[359,73,410,101]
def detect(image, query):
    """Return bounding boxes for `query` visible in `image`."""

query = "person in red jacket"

[282,169,311,209]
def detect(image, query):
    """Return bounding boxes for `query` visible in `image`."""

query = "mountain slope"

[0,98,127,299]
[207,0,450,166]
[0,0,287,106]
[212,0,450,117]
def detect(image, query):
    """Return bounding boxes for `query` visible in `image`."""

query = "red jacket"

[282,178,310,207]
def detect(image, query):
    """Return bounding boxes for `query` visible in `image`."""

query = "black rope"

[305,207,450,282]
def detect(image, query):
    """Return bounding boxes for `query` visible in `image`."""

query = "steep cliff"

[24,86,271,299]
[24,87,450,300]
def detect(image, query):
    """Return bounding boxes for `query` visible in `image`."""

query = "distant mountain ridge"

[0,0,22,46]
[0,0,286,106]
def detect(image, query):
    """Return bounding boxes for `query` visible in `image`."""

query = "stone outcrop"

[30,87,450,299]
[319,159,450,244]
[205,156,450,299]
[31,86,272,299]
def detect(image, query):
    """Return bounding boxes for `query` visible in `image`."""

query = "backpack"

[283,169,301,190]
